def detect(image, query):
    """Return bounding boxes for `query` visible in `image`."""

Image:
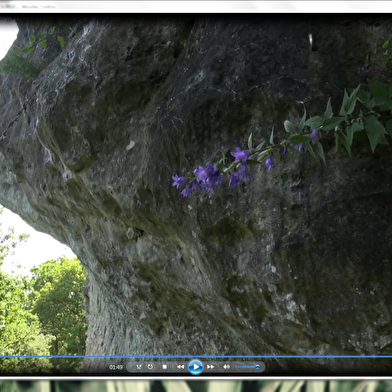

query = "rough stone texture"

[1,16,392,373]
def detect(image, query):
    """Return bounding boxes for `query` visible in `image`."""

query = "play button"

[188,359,203,375]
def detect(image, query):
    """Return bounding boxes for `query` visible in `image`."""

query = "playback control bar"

[123,358,265,375]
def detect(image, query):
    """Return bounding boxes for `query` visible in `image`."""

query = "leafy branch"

[24,23,74,53]
[172,78,392,197]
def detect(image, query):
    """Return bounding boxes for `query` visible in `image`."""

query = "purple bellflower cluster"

[172,129,320,197]
[172,147,255,197]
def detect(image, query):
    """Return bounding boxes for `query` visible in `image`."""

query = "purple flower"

[194,163,225,191]
[358,66,370,78]
[194,166,208,182]
[172,174,188,190]
[229,171,241,186]
[228,163,254,186]
[265,155,274,170]
[231,147,251,163]
[294,143,304,152]
[204,162,225,190]
[237,163,254,182]
[310,129,319,145]
[181,180,197,197]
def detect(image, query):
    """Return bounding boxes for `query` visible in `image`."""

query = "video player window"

[0,14,392,377]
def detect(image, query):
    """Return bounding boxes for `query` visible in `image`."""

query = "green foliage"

[370,39,392,71]
[288,134,311,145]
[0,202,87,373]
[24,17,77,55]
[0,207,51,372]
[30,256,87,372]
[0,270,53,373]
[0,207,30,267]
[283,78,392,161]
[0,18,79,80]
[284,120,295,133]
[0,45,41,80]
[57,36,65,50]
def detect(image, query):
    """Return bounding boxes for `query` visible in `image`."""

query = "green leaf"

[57,36,65,50]
[357,89,379,109]
[347,85,361,114]
[313,141,326,164]
[29,35,36,43]
[304,116,323,129]
[339,89,350,116]
[367,78,392,106]
[269,127,274,145]
[289,134,311,145]
[257,150,271,160]
[23,45,35,53]
[342,86,360,114]
[248,132,253,150]
[386,57,392,70]
[323,98,333,119]
[356,89,371,105]
[284,120,295,134]
[254,141,266,152]
[364,115,389,153]
[340,131,351,157]
[347,118,364,145]
[246,159,263,165]
[339,85,360,116]
[305,141,317,158]
[39,40,47,49]
[333,131,351,156]
[218,149,228,165]
[346,125,354,147]
[38,33,46,40]
[49,26,56,34]
[382,40,390,49]
[322,117,345,131]
[366,98,376,110]
[386,119,392,137]
[298,109,307,133]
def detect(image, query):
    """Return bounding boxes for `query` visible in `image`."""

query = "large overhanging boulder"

[1,16,392,374]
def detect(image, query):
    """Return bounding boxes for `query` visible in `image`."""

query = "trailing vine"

[172,78,392,197]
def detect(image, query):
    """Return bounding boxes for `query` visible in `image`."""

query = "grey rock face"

[1,16,392,373]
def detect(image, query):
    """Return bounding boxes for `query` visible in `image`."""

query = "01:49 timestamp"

[109,364,124,371]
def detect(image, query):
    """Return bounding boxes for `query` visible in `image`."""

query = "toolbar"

[117,358,266,375]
